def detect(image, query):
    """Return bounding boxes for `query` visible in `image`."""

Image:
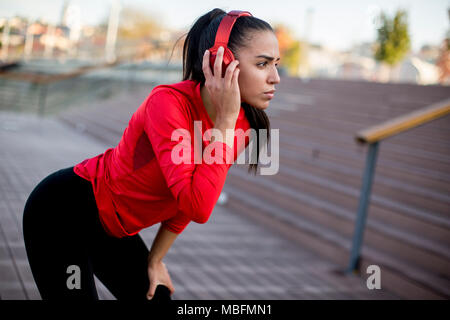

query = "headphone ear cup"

[209,47,235,78]
[222,47,235,68]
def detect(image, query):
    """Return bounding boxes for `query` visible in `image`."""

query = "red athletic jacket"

[74,80,251,238]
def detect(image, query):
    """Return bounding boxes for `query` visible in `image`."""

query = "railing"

[347,97,450,273]
[0,60,183,116]
[0,61,120,116]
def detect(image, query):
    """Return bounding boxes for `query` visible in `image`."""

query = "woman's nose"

[269,66,281,84]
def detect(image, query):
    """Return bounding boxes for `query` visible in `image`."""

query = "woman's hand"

[146,260,175,300]
[202,46,241,121]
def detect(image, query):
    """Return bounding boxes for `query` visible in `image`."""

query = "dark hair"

[180,8,274,175]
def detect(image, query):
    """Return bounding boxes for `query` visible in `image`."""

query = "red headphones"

[209,10,253,77]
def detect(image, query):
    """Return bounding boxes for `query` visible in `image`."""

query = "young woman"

[22,8,280,300]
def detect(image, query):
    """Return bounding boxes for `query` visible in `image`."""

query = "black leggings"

[23,166,171,300]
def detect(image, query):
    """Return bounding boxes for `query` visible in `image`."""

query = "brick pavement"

[0,110,398,300]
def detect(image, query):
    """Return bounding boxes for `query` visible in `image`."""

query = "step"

[275,152,450,221]
[274,155,450,241]
[272,109,450,152]
[222,180,450,299]
[226,167,450,276]
[280,140,450,195]
[277,78,450,108]
[274,116,450,165]
[58,112,122,147]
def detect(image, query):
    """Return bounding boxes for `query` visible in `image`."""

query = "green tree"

[118,7,164,40]
[374,9,411,80]
[283,40,305,76]
[274,24,306,77]
[436,38,450,84]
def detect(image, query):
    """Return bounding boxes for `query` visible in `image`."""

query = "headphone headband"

[213,10,252,48]
[208,10,253,77]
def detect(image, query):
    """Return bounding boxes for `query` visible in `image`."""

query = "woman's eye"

[258,62,267,67]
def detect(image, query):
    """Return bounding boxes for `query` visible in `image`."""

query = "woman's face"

[235,31,281,110]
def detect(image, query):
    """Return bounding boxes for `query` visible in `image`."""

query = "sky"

[1,0,449,52]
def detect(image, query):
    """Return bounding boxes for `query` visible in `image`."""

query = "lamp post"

[1,18,10,61]
[105,0,121,63]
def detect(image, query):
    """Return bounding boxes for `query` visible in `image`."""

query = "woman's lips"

[264,91,275,99]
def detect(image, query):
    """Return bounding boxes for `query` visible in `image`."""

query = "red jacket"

[74,80,251,237]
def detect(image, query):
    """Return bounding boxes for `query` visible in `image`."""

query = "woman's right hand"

[146,260,175,300]
[202,46,241,121]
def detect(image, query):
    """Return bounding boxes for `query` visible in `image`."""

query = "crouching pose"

[23,8,280,300]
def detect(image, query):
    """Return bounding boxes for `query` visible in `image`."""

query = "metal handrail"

[0,61,120,116]
[0,60,120,84]
[355,98,450,144]
[347,97,450,273]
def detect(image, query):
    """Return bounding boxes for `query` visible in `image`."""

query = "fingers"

[147,283,175,299]
[166,281,175,295]
[213,46,224,80]
[224,60,239,87]
[146,281,157,300]
[202,49,213,80]
[203,46,239,86]
[231,67,240,89]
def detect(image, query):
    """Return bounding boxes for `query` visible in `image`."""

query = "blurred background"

[0,0,449,84]
[0,0,449,300]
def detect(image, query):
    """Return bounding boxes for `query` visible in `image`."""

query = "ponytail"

[182,8,225,83]
[181,8,274,175]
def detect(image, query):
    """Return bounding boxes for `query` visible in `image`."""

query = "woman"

[22,8,280,300]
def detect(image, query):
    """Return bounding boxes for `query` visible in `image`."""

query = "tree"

[373,9,411,81]
[274,24,305,77]
[118,7,164,40]
[114,7,167,61]
[436,8,450,84]
[436,38,450,84]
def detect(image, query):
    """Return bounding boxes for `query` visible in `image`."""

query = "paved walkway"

[0,110,398,300]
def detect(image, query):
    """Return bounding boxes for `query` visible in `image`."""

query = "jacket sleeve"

[160,210,191,234]
[144,89,234,227]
